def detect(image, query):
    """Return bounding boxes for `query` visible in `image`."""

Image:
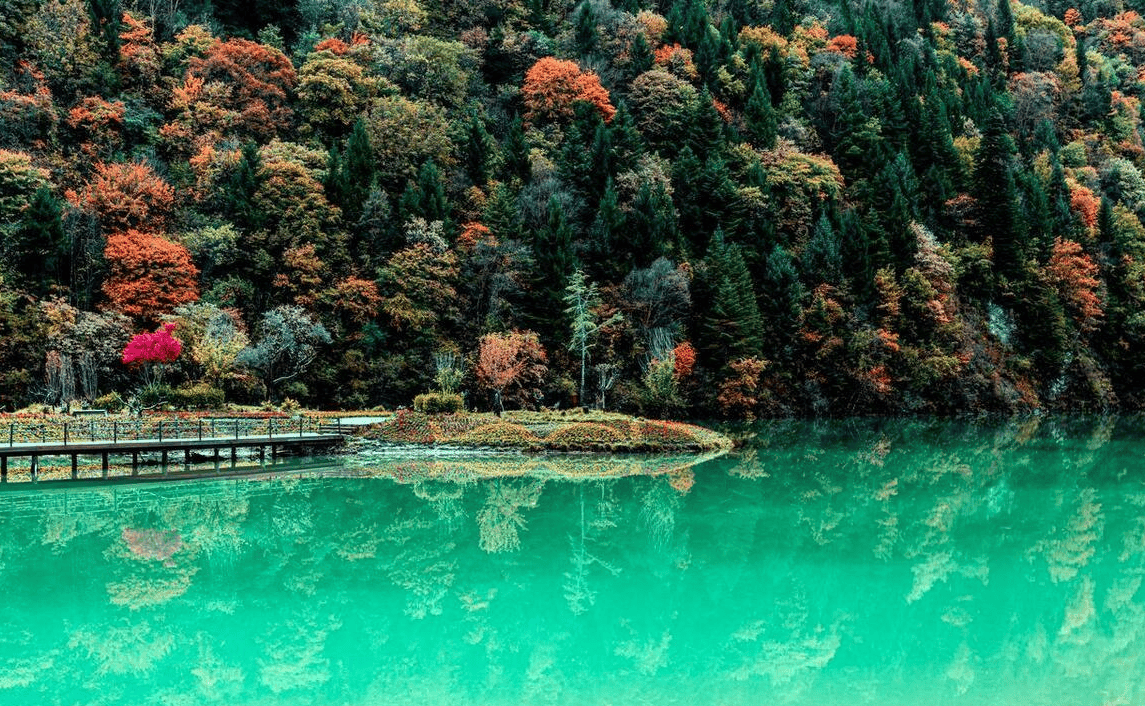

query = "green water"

[2,416,1144,705]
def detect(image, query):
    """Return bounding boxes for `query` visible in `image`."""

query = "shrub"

[544,422,628,449]
[368,410,439,443]
[637,420,705,448]
[451,422,540,448]
[170,383,225,410]
[93,391,126,413]
[414,392,464,414]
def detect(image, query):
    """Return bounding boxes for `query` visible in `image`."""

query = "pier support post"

[230,445,236,468]
[102,452,108,479]
[185,448,191,471]
[30,455,38,482]
[1,455,7,483]
[161,450,168,475]
[132,452,138,475]
[71,454,77,480]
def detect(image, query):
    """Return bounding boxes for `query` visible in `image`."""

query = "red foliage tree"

[476,330,548,413]
[1046,238,1104,332]
[1070,185,1100,230]
[522,57,615,125]
[672,340,696,380]
[78,160,175,233]
[103,230,200,321]
[180,38,297,140]
[122,322,182,364]
[825,35,859,58]
[716,357,769,419]
[66,96,126,160]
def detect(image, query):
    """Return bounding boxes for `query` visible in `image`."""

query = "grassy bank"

[358,410,732,453]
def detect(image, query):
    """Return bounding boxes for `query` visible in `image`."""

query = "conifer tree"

[464,109,495,187]
[745,75,777,149]
[500,115,531,186]
[704,231,764,364]
[342,118,376,224]
[16,186,68,294]
[225,142,266,232]
[973,110,1026,283]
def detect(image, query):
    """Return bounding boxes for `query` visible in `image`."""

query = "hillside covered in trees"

[0,0,1143,416]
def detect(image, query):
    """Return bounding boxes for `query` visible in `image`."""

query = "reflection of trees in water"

[257,616,339,694]
[476,480,543,553]
[0,652,56,689]
[105,526,200,610]
[727,603,844,697]
[563,484,621,615]
[638,478,681,550]
[68,620,175,677]
[381,508,458,618]
[191,636,245,701]
[614,624,672,676]
[414,480,468,532]
[1034,487,1104,584]
[522,642,566,703]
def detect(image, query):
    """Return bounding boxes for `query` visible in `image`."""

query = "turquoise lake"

[2,416,1144,705]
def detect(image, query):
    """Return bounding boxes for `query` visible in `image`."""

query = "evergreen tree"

[225,142,266,232]
[342,118,376,224]
[761,245,804,365]
[804,213,843,285]
[704,231,764,364]
[744,75,778,149]
[16,186,68,294]
[483,183,524,243]
[973,110,1026,283]
[588,179,625,280]
[530,195,578,339]
[628,32,654,79]
[574,2,598,55]
[500,115,531,186]
[564,268,622,406]
[626,181,675,268]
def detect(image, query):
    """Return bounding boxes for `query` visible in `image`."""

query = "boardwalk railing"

[3,416,332,447]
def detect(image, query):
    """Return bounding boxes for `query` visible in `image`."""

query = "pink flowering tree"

[122,322,182,391]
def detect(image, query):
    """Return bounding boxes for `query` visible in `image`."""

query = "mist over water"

[2,416,1143,705]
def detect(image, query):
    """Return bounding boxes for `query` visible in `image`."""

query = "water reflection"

[1,416,1145,704]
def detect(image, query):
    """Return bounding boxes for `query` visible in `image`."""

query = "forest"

[0,0,1143,417]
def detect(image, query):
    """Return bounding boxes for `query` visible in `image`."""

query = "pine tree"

[483,183,524,243]
[574,1,598,55]
[16,186,68,294]
[464,109,495,187]
[973,110,1026,283]
[225,142,266,232]
[744,75,777,149]
[564,268,622,406]
[342,118,376,224]
[704,231,764,364]
[500,115,531,186]
[589,179,625,279]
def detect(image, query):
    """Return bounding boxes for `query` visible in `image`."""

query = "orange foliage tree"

[1046,238,1104,332]
[522,57,615,125]
[1070,184,1100,230]
[78,160,174,233]
[66,96,125,160]
[103,230,200,321]
[476,330,548,413]
[716,357,769,419]
[170,37,296,143]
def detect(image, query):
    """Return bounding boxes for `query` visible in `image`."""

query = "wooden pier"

[0,418,346,484]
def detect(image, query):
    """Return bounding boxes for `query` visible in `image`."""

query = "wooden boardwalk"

[0,432,345,483]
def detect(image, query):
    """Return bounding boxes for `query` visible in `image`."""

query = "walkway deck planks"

[0,433,345,484]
